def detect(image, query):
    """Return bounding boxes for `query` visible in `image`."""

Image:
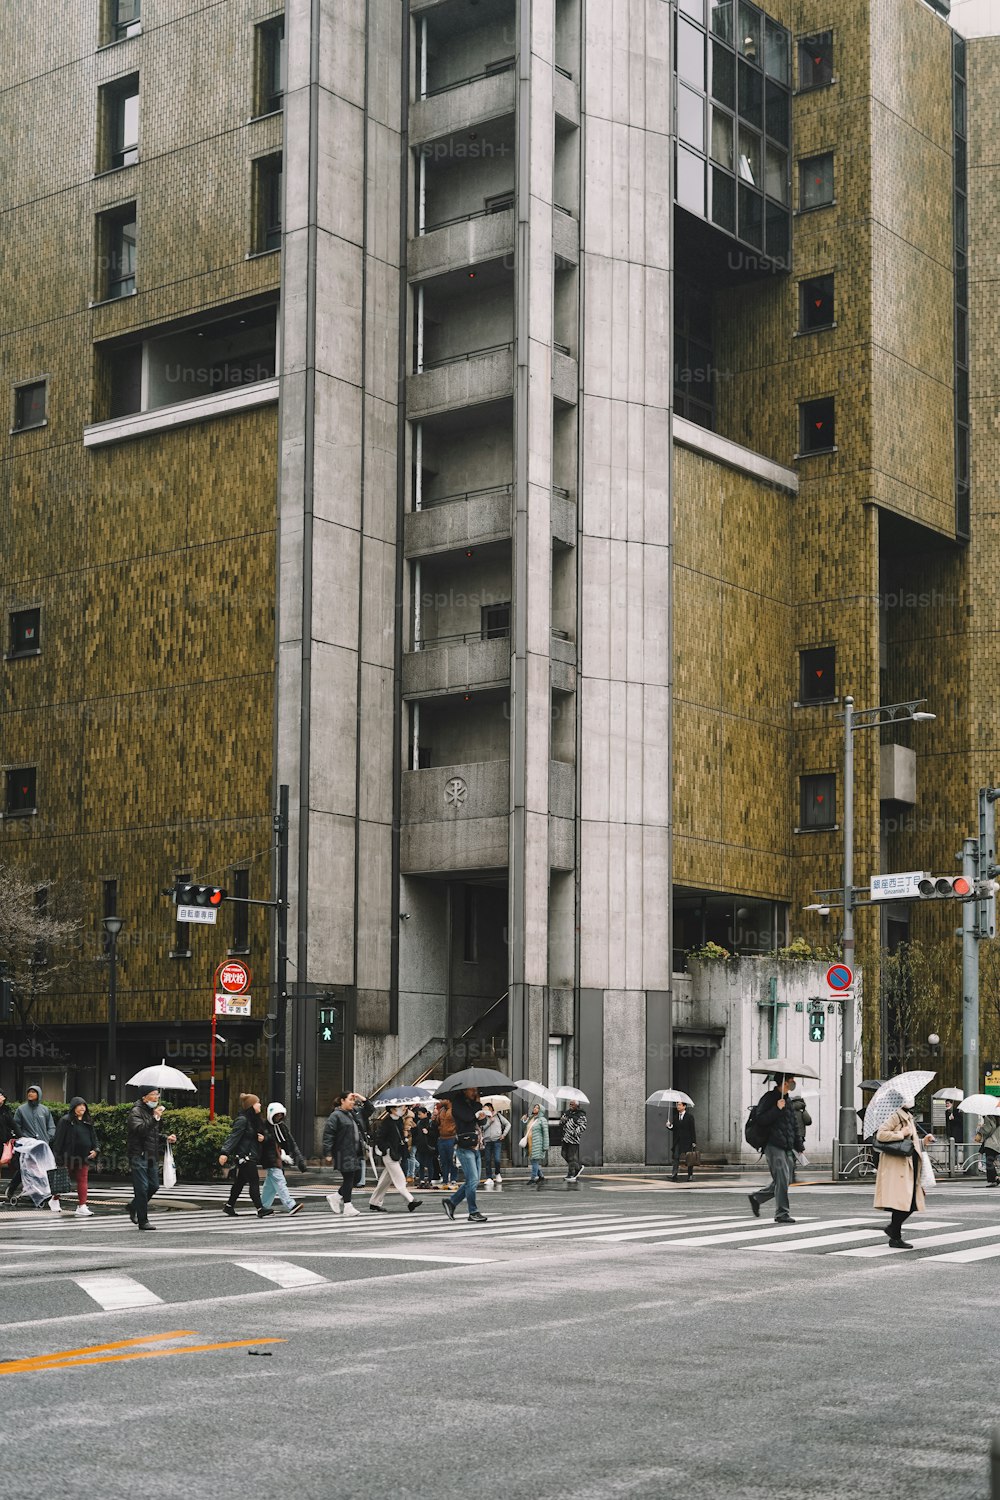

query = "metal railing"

[421,200,514,235]
[832,1139,988,1181]
[419,340,514,373]
[419,482,513,511]
[370,991,510,1098]
[423,59,515,98]
[412,628,510,651]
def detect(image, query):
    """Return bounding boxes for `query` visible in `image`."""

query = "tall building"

[2,0,992,1156]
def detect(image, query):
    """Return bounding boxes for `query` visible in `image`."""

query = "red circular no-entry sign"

[217,960,252,995]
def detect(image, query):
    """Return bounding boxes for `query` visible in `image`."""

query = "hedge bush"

[15,1101,234,1182]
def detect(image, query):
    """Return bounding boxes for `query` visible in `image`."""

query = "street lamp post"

[103,916,124,1104]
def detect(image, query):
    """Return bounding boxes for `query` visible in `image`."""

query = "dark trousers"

[228,1163,263,1210]
[339,1168,361,1204]
[985,1147,999,1184]
[671,1146,694,1179]
[128,1155,160,1225]
[415,1152,435,1184]
[562,1142,581,1176]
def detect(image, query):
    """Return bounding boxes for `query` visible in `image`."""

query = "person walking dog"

[368,1106,422,1213]
[125,1087,177,1231]
[874,1092,935,1247]
[667,1101,697,1182]
[52,1097,99,1217]
[219,1094,274,1218]
[747,1073,798,1224]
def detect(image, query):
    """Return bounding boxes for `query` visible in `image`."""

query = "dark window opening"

[798,31,833,91]
[417,746,433,770]
[799,645,835,702]
[5,768,37,817]
[674,279,716,430]
[253,154,283,253]
[13,381,47,432]
[800,773,836,830]
[98,206,136,299]
[799,151,834,211]
[463,887,479,963]
[799,395,835,454]
[230,868,250,954]
[256,17,286,116]
[799,274,834,332]
[110,0,141,41]
[482,603,511,640]
[8,608,40,657]
[102,77,139,169]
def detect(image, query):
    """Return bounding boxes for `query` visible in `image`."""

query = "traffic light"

[318,1005,340,1044]
[916,875,973,899]
[174,884,227,908]
[808,1007,825,1043]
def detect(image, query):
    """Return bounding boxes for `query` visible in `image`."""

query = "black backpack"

[744,1104,768,1152]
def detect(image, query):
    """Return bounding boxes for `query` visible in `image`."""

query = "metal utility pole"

[838,695,856,1151]
[962,836,979,1148]
[271,783,289,1105]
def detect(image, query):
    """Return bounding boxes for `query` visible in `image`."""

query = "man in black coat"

[747,1073,798,1224]
[667,1102,697,1181]
[124,1087,177,1231]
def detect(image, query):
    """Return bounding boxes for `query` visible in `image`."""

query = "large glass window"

[677,17,706,88]
[111,0,141,41]
[738,2,760,61]
[764,19,789,82]
[677,145,706,215]
[765,142,788,203]
[799,152,834,211]
[798,31,834,90]
[678,82,706,151]
[710,0,732,43]
[738,124,760,185]
[711,108,734,170]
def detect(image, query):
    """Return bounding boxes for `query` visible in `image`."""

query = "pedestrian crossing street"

[5,1201,1000,1264]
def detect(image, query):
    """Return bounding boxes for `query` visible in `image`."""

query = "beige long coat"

[873,1107,926,1213]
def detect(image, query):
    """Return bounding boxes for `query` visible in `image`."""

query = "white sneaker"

[326,1194,344,1215]
[341,1203,361,1218]
[49,1198,62,1213]
[484,1180,494,1191]
[74,1205,94,1218]
[495,1174,502,1184]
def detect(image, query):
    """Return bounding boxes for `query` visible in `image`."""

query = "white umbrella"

[646,1089,694,1108]
[515,1079,557,1113]
[749,1057,820,1080]
[932,1087,964,1102]
[790,1089,820,1099]
[958,1093,1000,1115]
[419,1080,443,1095]
[481,1094,512,1110]
[370,1086,434,1109]
[126,1061,197,1092]
[862,1070,936,1140]
[555,1086,590,1105]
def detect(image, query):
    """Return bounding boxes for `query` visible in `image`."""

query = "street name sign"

[869,871,929,902]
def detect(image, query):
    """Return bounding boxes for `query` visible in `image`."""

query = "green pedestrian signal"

[809,1010,825,1043]
[318,1005,339,1043]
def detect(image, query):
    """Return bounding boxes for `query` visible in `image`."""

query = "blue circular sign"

[826,964,853,991]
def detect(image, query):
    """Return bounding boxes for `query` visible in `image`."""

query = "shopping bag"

[920,1150,935,1193]
[162,1143,177,1190]
[0,1139,13,1167]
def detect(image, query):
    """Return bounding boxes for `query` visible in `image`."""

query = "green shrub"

[27,1101,233,1181]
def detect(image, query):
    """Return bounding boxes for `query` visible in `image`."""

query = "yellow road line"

[0,1336,285,1375]
[0,1330,199,1373]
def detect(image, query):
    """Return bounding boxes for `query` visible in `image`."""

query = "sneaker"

[288,1202,305,1215]
[48,1198,62,1213]
[327,1194,344,1215]
[223,1204,237,1217]
[774,1216,796,1225]
[369,1203,386,1212]
[468,1212,488,1223]
[574,1166,585,1179]
[408,1199,423,1213]
[431,1178,443,1186]
[137,1221,156,1231]
[257,1207,275,1218]
[442,1199,456,1221]
[341,1203,361,1218]
[74,1205,94,1218]
[484,1180,494,1191]
[495,1174,503,1185]
[748,1194,760,1218]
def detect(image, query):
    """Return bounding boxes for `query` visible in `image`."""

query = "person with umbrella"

[974,1109,1000,1186]
[667,1100,697,1183]
[368,1104,423,1214]
[945,1100,964,1147]
[520,1102,550,1187]
[411,1105,436,1189]
[124,1087,177,1231]
[558,1096,588,1182]
[443,1087,490,1223]
[871,1084,935,1247]
[747,1073,799,1224]
[481,1102,511,1190]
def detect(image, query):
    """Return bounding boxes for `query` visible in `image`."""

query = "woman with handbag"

[520,1104,549,1187]
[873,1092,935,1248]
[52,1097,99,1218]
[218,1093,274,1218]
[367,1107,422,1213]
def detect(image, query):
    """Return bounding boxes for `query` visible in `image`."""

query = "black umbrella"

[435,1067,516,1095]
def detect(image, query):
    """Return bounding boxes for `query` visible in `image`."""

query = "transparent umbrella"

[932,1087,964,1102]
[958,1094,1000,1115]
[555,1086,590,1105]
[515,1079,558,1113]
[646,1089,694,1108]
[126,1061,197,1092]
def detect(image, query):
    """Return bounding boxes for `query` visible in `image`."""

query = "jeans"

[261,1167,296,1211]
[449,1147,481,1216]
[437,1138,457,1185]
[482,1140,502,1178]
[415,1153,436,1184]
[370,1156,414,1207]
[127,1155,160,1225]
[529,1158,542,1182]
[405,1149,417,1179]
[750,1144,793,1220]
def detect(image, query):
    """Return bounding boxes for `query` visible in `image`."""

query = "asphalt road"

[3,1174,998,1500]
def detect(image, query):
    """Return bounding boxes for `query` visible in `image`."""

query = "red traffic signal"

[916,876,972,899]
[175,883,227,907]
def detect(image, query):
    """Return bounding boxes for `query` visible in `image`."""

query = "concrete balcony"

[553,208,580,267]
[551,486,576,549]
[401,760,510,875]
[405,486,513,559]
[549,760,576,872]
[409,208,515,283]
[411,68,516,147]
[554,69,580,127]
[550,633,577,694]
[403,636,511,700]
[408,343,514,419]
[552,349,578,406]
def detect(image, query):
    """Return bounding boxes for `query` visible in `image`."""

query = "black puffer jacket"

[323,1108,364,1172]
[221,1110,265,1166]
[126,1100,165,1159]
[375,1114,407,1163]
[53,1100,99,1169]
[754,1088,799,1152]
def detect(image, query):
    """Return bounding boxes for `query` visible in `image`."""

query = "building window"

[675,279,715,430]
[255,17,286,116]
[800,773,836,830]
[798,31,833,91]
[98,206,137,299]
[230,868,250,955]
[101,76,139,170]
[462,887,479,963]
[8,607,41,658]
[4,768,37,817]
[798,396,836,455]
[548,1035,568,1093]
[12,381,47,432]
[171,871,191,958]
[799,274,835,332]
[482,603,511,640]
[799,152,834,211]
[799,645,835,703]
[253,154,282,253]
[108,0,141,41]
